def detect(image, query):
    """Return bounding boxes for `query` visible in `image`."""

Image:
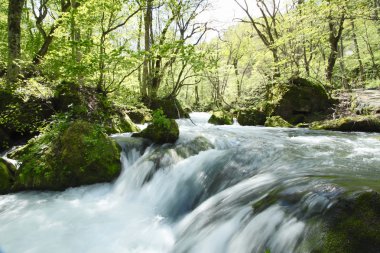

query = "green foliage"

[152,109,171,129]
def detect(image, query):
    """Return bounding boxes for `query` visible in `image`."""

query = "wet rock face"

[273,78,332,124]
[320,191,380,253]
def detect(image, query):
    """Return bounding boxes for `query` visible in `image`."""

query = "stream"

[1,112,380,253]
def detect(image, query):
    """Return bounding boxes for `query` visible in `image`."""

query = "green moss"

[0,158,16,194]
[208,111,234,125]
[127,107,152,124]
[310,116,380,133]
[237,108,266,126]
[104,111,140,134]
[132,109,179,144]
[12,120,121,191]
[321,191,380,253]
[271,78,331,124]
[264,116,292,128]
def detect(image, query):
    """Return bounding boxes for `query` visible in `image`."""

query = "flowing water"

[1,113,380,253]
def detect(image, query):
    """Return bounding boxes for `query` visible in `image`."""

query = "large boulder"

[264,116,292,128]
[320,191,380,253]
[10,120,121,191]
[272,78,332,124]
[208,111,234,125]
[132,109,179,144]
[237,107,266,126]
[310,116,380,133]
[149,98,189,119]
[0,158,16,194]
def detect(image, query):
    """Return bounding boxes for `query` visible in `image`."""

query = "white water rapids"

[1,113,380,253]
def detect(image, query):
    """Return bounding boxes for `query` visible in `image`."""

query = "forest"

[1,0,380,253]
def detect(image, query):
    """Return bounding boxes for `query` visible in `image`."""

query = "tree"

[7,0,25,84]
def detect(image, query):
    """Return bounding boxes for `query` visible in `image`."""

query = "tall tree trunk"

[142,0,153,100]
[326,14,345,84]
[7,0,25,85]
[339,37,349,89]
[137,12,143,95]
[194,85,199,105]
[351,20,364,84]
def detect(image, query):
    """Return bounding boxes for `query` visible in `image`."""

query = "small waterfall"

[1,112,380,253]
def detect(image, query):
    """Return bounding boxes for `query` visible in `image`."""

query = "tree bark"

[7,0,25,84]
[351,20,364,84]
[326,14,345,84]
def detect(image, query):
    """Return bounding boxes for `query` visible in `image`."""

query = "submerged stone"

[208,111,234,125]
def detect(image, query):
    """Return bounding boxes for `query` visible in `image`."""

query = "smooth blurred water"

[1,112,379,253]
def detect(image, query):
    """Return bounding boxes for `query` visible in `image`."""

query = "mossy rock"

[11,120,121,191]
[264,116,292,128]
[104,111,140,134]
[132,119,179,144]
[127,107,152,124]
[320,191,380,253]
[208,111,234,125]
[272,78,332,124]
[149,98,189,119]
[0,158,16,194]
[310,116,380,133]
[237,108,266,126]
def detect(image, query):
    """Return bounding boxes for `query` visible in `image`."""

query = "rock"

[126,107,152,124]
[237,108,266,126]
[272,78,332,124]
[11,120,121,191]
[310,116,380,133]
[208,111,234,125]
[321,191,380,253]
[264,116,292,128]
[132,109,179,144]
[0,158,16,194]
[104,111,140,134]
[175,136,215,158]
[149,98,189,119]
[133,119,179,144]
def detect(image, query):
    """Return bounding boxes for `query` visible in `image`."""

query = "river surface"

[0,112,380,253]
